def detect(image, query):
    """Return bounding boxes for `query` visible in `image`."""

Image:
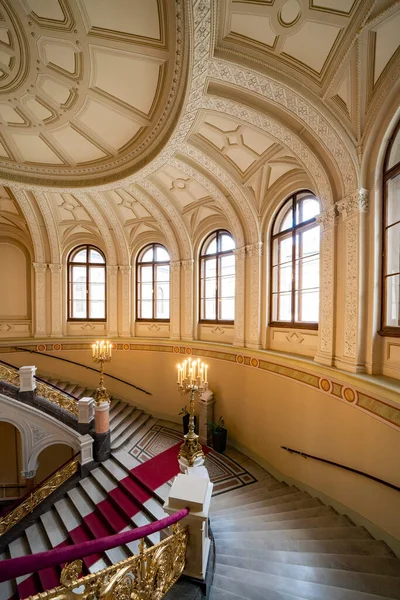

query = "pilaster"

[314,207,337,366]
[170,260,181,340]
[119,265,131,337]
[182,259,194,341]
[336,189,369,372]
[33,262,47,337]
[245,242,263,349]
[233,246,245,347]
[49,263,63,338]
[107,265,118,337]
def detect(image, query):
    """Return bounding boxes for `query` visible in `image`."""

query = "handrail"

[14,346,152,396]
[0,455,80,536]
[0,507,189,583]
[0,358,77,401]
[281,446,400,492]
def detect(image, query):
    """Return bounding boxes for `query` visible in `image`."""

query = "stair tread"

[212,498,324,524]
[213,524,370,542]
[210,582,303,600]
[40,509,69,548]
[111,413,151,449]
[212,506,338,531]
[211,492,314,517]
[211,486,301,511]
[109,405,138,432]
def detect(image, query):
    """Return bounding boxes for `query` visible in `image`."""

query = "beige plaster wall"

[2,346,398,541]
[36,443,75,485]
[0,422,22,488]
[0,242,29,319]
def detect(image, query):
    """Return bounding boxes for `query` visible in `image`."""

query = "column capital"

[316,206,338,229]
[33,262,47,273]
[245,242,263,257]
[181,259,194,271]
[170,260,181,272]
[48,263,62,273]
[337,188,369,220]
[119,265,131,274]
[233,245,246,259]
[107,265,119,276]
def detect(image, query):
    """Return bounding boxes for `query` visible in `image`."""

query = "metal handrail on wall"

[281,446,400,492]
[13,346,152,396]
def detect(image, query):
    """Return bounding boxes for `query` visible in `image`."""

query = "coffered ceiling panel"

[0,0,187,185]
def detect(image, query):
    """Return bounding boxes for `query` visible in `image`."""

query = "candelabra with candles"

[92,340,112,404]
[176,358,208,468]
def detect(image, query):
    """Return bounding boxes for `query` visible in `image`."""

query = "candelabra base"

[178,432,205,473]
[94,384,110,405]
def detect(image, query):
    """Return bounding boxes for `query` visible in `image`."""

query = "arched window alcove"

[67,245,106,321]
[136,243,170,321]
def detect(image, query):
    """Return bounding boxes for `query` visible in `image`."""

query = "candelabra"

[92,340,112,405]
[176,358,208,467]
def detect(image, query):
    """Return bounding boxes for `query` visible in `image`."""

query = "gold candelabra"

[176,358,208,467]
[92,340,112,405]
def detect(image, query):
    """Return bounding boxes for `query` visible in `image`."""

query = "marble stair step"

[216,556,400,598]
[8,535,33,586]
[211,480,286,506]
[214,565,396,600]
[212,506,340,532]
[212,478,278,501]
[112,448,142,471]
[210,580,303,600]
[53,380,68,390]
[109,405,137,432]
[211,491,313,518]
[213,520,363,542]
[71,385,86,398]
[211,497,323,524]
[111,413,152,450]
[215,548,400,577]
[64,383,78,395]
[214,538,395,558]
[118,416,158,451]
[40,509,69,548]
[109,401,126,422]
[212,486,299,513]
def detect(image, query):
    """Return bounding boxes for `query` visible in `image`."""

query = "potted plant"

[208,416,227,453]
[179,406,197,435]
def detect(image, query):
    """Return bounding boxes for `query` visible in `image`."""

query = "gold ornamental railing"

[0,359,79,418]
[28,524,188,600]
[0,457,79,536]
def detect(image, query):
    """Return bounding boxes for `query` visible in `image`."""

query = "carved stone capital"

[170,260,181,272]
[107,265,119,276]
[33,262,47,274]
[49,263,63,274]
[245,242,263,258]
[233,246,246,259]
[337,189,369,220]
[119,265,131,274]
[316,206,338,229]
[181,259,194,271]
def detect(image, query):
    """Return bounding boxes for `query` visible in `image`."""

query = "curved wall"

[2,340,399,543]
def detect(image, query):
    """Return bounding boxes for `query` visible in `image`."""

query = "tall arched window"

[200,230,235,322]
[270,191,320,328]
[382,121,400,334]
[68,245,106,320]
[136,244,170,320]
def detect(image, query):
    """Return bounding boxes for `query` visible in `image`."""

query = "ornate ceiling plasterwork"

[0,0,188,185]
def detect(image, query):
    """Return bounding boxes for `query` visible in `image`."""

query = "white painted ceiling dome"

[0,0,187,186]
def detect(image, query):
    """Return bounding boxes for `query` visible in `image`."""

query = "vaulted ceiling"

[0,0,399,263]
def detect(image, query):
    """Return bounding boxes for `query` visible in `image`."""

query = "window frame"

[381,120,400,337]
[269,191,320,330]
[67,244,107,322]
[199,229,235,324]
[136,243,170,322]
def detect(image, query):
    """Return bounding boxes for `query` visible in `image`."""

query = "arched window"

[200,230,235,322]
[68,245,106,320]
[382,121,400,333]
[270,191,320,328]
[136,243,170,320]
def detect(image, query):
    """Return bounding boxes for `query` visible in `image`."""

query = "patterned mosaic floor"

[128,424,257,495]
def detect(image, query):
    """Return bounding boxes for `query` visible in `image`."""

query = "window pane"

[139,300,152,319]
[298,255,319,290]
[301,225,320,257]
[204,235,217,255]
[141,247,153,262]
[204,299,216,320]
[386,222,400,275]
[139,266,152,283]
[205,278,216,299]
[388,129,400,170]
[387,175,400,226]
[278,263,292,293]
[219,297,234,320]
[156,300,170,319]
[89,283,105,301]
[300,198,320,223]
[278,236,292,265]
[72,282,86,301]
[156,281,170,301]
[273,205,292,235]
[385,274,400,327]
[90,301,105,319]
[278,292,291,321]
[72,266,86,284]
[89,266,105,283]
[89,249,104,263]
[156,264,170,283]
[220,275,235,297]
[296,289,319,323]
[140,282,153,300]
[155,246,169,262]
[204,257,216,278]
[220,233,235,252]
[72,301,86,319]
[72,248,86,263]
[220,254,235,277]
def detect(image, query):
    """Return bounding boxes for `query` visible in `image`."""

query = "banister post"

[18,366,36,392]
[78,397,94,435]
[163,472,213,581]
[93,400,111,462]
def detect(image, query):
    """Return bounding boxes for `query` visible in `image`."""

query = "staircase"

[40,375,154,450]
[209,473,400,600]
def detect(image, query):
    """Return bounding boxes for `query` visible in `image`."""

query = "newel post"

[93,401,111,462]
[164,472,213,581]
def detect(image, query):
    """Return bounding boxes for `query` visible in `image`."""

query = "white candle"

[204,364,208,384]
[177,364,180,384]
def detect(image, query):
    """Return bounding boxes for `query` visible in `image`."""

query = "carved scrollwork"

[35,381,79,417]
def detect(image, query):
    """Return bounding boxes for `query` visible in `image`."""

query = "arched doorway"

[36,443,75,485]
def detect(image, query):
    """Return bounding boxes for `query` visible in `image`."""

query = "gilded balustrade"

[0,364,19,387]
[0,458,79,536]
[27,524,188,600]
